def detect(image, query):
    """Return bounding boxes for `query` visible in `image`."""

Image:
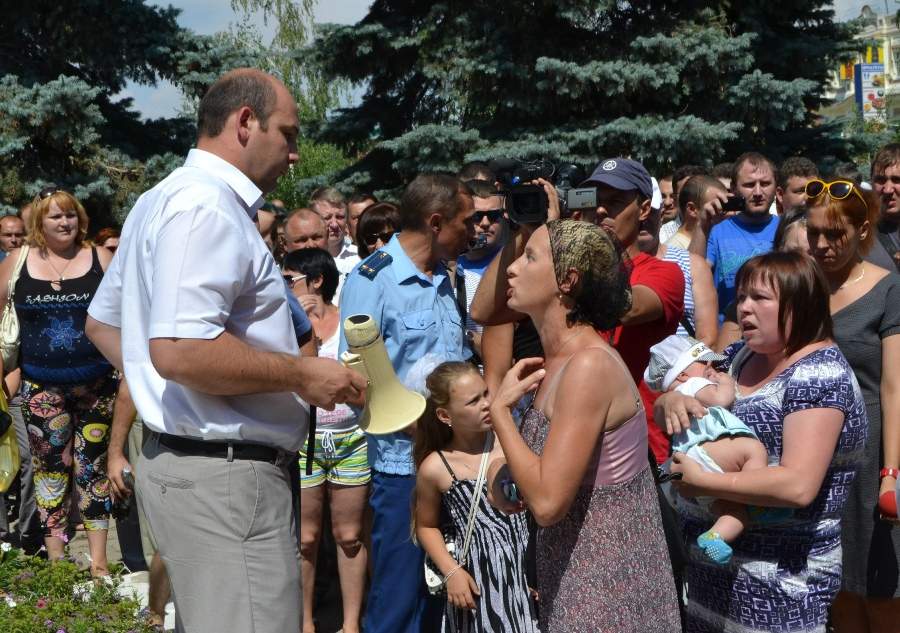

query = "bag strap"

[679,315,696,338]
[458,433,492,565]
[6,246,28,309]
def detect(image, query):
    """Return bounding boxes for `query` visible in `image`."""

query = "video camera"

[488,158,597,225]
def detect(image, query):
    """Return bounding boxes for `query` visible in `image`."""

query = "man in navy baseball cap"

[580,157,654,249]
[578,154,687,465]
[583,157,654,201]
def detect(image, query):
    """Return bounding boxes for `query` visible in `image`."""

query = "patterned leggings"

[21,373,117,538]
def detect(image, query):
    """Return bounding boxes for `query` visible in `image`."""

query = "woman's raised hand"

[669,452,705,498]
[490,357,545,412]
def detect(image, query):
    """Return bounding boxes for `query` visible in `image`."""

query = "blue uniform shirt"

[284,280,313,341]
[339,235,467,475]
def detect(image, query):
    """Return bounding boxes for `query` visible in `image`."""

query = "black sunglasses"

[38,184,65,200]
[283,274,306,287]
[472,209,504,224]
[364,231,394,246]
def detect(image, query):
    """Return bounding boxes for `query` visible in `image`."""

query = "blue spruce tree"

[308,0,862,194]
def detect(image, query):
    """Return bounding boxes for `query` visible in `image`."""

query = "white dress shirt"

[88,149,308,451]
[332,236,360,302]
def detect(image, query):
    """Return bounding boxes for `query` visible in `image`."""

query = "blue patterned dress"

[676,343,868,633]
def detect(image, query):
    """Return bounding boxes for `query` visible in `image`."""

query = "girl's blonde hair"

[28,190,89,249]
[413,361,479,470]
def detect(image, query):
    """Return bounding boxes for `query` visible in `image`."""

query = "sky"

[121,0,372,119]
[124,1,887,119]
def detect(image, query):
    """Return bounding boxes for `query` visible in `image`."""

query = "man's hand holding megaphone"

[294,356,367,411]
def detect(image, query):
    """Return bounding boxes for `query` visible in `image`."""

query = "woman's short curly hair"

[545,219,632,331]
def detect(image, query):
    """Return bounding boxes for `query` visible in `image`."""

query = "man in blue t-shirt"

[689,152,779,314]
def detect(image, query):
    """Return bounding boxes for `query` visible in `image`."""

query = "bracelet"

[442,563,463,585]
[880,467,900,480]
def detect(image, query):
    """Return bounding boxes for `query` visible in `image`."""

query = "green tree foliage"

[0,1,256,222]
[309,0,864,192]
[232,0,343,123]
[231,0,352,204]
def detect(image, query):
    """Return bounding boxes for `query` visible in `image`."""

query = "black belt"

[157,433,282,464]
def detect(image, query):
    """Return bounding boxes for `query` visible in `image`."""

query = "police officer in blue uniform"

[339,174,476,633]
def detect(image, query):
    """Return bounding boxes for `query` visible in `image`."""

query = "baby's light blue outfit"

[661,377,756,510]
[671,377,756,454]
[672,404,756,453]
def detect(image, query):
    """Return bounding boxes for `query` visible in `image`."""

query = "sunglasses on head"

[805,179,868,210]
[472,209,504,224]
[283,273,306,287]
[38,184,65,200]
[364,231,394,246]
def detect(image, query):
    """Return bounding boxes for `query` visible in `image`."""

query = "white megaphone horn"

[340,314,427,435]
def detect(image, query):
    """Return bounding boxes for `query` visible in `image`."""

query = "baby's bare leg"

[701,437,769,542]
[701,435,768,473]
[709,500,749,542]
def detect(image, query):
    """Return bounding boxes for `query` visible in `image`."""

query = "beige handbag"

[0,246,29,372]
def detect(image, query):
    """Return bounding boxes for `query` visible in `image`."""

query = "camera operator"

[471,158,684,464]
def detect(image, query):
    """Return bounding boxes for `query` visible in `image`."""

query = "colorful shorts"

[299,427,370,489]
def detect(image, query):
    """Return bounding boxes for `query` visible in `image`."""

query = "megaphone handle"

[305,406,316,476]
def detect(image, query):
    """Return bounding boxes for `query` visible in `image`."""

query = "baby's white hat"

[644,335,726,393]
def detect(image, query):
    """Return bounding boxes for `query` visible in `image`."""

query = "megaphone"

[341,314,427,435]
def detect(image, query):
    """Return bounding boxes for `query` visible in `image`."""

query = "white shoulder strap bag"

[0,246,30,372]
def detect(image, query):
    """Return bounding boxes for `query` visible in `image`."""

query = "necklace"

[44,249,77,291]
[838,266,865,290]
[552,326,589,356]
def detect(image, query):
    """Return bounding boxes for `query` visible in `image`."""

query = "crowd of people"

[0,67,899,633]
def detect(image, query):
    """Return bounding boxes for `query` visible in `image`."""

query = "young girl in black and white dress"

[414,362,538,633]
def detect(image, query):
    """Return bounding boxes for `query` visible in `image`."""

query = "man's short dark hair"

[777,157,819,189]
[283,248,340,304]
[712,163,733,180]
[198,70,277,138]
[399,174,473,231]
[732,152,777,187]
[671,165,710,197]
[831,163,863,186]
[872,143,900,179]
[678,175,727,215]
[466,179,500,199]
[458,161,495,183]
[348,192,378,206]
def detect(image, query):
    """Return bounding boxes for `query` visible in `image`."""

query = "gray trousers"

[137,435,301,633]
[128,418,157,566]
[0,402,41,547]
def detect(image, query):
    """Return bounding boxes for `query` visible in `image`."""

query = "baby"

[644,335,770,565]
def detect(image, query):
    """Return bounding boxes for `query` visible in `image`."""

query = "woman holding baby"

[659,250,868,632]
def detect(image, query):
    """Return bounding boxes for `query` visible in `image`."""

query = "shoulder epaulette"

[358,251,392,280]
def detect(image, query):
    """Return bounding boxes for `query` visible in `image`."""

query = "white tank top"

[315,329,359,432]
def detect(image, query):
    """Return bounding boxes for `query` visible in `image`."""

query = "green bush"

[0,545,156,633]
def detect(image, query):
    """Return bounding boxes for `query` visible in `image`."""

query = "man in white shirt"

[310,186,360,299]
[86,68,365,633]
